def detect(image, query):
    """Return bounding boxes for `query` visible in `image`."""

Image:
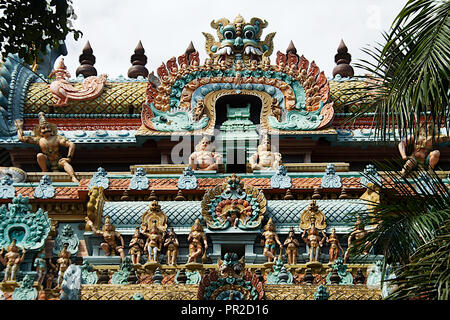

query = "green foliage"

[343,0,450,142]
[349,161,450,300]
[0,0,82,65]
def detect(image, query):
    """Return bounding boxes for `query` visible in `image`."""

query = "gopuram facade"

[0,15,448,301]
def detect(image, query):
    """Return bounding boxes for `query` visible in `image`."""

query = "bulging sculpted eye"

[244,30,254,39]
[224,30,234,39]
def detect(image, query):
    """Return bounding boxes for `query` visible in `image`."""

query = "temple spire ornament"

[332,39,354,78]
[128,40,149,79]
[76,41,97,77]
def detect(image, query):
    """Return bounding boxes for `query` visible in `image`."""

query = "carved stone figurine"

[193,98,206,121]
[283,226,300,265]
[49,58,107,107]
[343,217,372,264]
[128,227,145,265]
[87,216,125,259]
[0,238,26,281]
[398,123,450,177]
[302,217,326,263]
[270,97,282,122]
[15,112,79,182]
[33,248,47,286]
[187,219,208,264]
[164,227,179,266]
[261,218,283,263]
[249,135,282,171]
[142,221,163,262]
[189,137,222,171]
[326,228,344,263]
[56,243,71,288]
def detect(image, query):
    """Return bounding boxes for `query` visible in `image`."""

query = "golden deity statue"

[249,135,282,171]
[0,239,26,282]
[164,227,179,266]
[187,219,208,264]
[398,123,450,177]
[142,221,164,262]
[56,243,71,288]
[326,228,344,263]
[189,137,222,171]
[283,226,300,265]
[15,112,79,182]
[87,216,125,259]
[261,218,283,263]
[128,227,145,265]
[301,217,326,263]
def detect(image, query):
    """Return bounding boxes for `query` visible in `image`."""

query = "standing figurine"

[14,112,79,183]
[261,218,283,263]
[344,217,372,264]
[45,259,57,289]
[283,226,300,265]
[326,228,344,263]
[142,221,163,262]
[187,219,208,264]
[164,227,179,266]
[56,243,71,288]
[128,227,145,265]
[87,216,125,259]
[33,248,47,286]
[0,239,26,281]
[302,217,326,263]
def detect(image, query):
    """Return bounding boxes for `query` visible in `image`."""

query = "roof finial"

[128,40,149,78]
[332,39,354,78]
[76,41,97,77]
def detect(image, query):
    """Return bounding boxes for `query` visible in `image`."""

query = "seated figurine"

[249,135,282,171]
[189,137,222,171]
[87,216,125,259]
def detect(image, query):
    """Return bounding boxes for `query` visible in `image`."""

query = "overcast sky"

[63,0,408,78]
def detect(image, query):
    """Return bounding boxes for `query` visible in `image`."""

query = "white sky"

[63,0,408,78]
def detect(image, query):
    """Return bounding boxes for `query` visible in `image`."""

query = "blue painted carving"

[270,165,292,189]
[268,104,325,131]
[0,54,38,136]
[0,176,15,199]
[53,224,79,256]
[12,275,37,300]
[267,258,293,284]
[111,256,133,284]
[0,194,51,251]
[326,257,353,285]
[35,42,68,78]
[81,260,98,285]
[177,166,197,190]
[360,164,381,187]
[175,269,201,284]
[149,103,209,132]
[89,167,109,189]
[132,293,145,300]
[60,264,82,300]
[33,175,55,199]
[129,167,149,190]
[314,285,330,300]
[321,163,342,188]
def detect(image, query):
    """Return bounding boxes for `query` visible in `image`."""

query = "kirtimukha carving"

[249,135,282,171]
[87,216,125,259]
[15,112,79,182]
[0,238,26,281]
[189,136,222,171]
[261,218,283,263]
[49,58,107,107]
[187,219,208,264]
